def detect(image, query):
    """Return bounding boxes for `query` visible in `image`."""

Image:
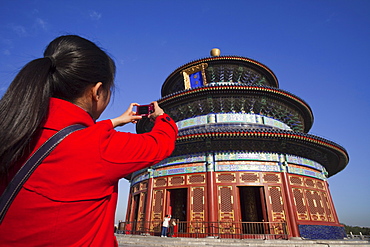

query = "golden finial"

[210,48,221,57]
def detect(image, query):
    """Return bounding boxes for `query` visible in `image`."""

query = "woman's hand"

[149,101,165,121]
[110,103,143,128]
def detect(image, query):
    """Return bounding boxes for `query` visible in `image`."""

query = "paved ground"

[116,234,370,247]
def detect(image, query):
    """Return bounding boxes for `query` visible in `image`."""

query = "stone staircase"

[116,234,370,247]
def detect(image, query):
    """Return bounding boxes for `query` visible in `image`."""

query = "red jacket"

[0,98,178,246]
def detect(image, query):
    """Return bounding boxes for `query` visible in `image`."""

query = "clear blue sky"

[1,0,369,227]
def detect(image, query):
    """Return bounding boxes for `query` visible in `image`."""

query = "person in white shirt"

[160,215,171,237]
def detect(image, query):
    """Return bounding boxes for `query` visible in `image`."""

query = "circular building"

[125,50,349,240]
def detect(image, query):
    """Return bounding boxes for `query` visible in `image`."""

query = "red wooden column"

[144,168,154,233]
[280,155,300,238]
[206,152,217,235]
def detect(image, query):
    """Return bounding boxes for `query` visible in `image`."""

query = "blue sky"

[1,0,369,227]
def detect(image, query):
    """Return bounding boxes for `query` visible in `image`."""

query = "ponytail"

[0,57,54,177]
[0,35,115,178]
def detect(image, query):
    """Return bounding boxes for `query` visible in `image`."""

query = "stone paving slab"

[116,234,370,247]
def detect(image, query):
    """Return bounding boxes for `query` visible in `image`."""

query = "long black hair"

[0,35,116,177]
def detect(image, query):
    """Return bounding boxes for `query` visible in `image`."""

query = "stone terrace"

[116,234,370,247]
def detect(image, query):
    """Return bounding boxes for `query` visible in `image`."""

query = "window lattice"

[263,173,280,182]
[290,176,302,185]
[322,192,333,219]
[306,190,314,213]
[193,188,204,213]
[293,188,306,214]
[153,191,163,213]
[316,181,324,190]
[139,193,145,214]
[241,173,258,182]
[305,179,315,187]
[220,187,233,212]
[269,187,283,213]
[313,191,325,214]
[189,175,205,183]
[155,178,166,187]
[141,182,147,190]
[217,173,236,182]
[171,176,184,185]
[306,190,324,215]
[134,184,140,192]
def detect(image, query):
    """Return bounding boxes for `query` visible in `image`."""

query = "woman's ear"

[91,82,104,101]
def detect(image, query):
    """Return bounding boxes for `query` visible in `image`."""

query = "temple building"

[125,49,349,239]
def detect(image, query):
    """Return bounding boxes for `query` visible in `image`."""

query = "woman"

[0,35,178,246]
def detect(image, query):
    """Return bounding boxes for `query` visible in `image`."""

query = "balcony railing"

[117,220,288,240]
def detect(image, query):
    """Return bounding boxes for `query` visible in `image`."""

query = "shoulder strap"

[0,124,86,223]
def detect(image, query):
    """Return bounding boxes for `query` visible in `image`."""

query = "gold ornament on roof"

[210,48,221,57]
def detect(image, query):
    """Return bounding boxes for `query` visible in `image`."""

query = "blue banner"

[190,71,203,88]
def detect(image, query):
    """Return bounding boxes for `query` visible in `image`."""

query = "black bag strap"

[0,124,86,223]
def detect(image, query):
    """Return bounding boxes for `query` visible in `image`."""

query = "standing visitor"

[0,35,178,246]
[161,215,171,237]
[168,218,177,237]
